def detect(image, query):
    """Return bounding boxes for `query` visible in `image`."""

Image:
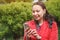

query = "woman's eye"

[32,10,40,13]
[32,11,35,13]
[36,10,40,12]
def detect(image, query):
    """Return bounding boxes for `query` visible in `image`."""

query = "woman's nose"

[34,12,37,15]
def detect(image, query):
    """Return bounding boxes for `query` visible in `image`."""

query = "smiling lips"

[34,15,40,18]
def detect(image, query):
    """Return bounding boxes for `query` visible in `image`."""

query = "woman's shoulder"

[44,20,57,25]
[44,20,57,28]
[53,21,57,25]
[52,21,57,27]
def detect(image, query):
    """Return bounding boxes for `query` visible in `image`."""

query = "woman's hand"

[31,29,41,39]
[25,28,41,39]
[25,27,32,38]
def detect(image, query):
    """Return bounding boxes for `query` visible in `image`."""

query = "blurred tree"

[0,0,32,3]
[16,0,32,2]
[5,0,15,3]
[0,0,6,4]
[0,0,15,3]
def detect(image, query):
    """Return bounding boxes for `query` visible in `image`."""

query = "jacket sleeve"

[49,22,58,40]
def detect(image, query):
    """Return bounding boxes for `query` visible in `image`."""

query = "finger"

[32,29,37,34]
[28,29,34,35]
[33,33,38,36]
[25,27,30,32]
[27,34,32,38]
[27,29,31,34]
[28,29,36,35]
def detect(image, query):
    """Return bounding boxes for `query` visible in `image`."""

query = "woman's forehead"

[32,5,42,10]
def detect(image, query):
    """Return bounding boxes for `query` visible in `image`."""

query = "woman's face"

[32,5,46,21]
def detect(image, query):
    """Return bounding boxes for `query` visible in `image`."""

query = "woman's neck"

[38,18,44,26]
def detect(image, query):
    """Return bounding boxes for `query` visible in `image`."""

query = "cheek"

[39,11,44,17]
[32,13,34,16]
[40,10,44,14]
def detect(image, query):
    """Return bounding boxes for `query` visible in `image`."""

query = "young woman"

[24,2,58,40]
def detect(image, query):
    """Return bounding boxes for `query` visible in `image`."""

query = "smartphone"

[23,23,30,32]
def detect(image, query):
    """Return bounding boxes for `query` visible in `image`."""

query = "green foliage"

[45,0,60,22]
[0,2,32,39]
[58,27,60,40]
[0,0,32,3]
[16,0,32,2]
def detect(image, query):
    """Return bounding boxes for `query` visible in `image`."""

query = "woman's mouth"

[34,15,40,18]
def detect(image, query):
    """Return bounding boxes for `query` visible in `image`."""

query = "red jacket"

[24,20,58,40]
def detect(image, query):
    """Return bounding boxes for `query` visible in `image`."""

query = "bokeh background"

[0,0,60,40]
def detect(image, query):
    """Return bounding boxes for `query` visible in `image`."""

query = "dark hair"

[33,2,55,24]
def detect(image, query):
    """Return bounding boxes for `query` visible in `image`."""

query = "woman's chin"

[34,18,40,21]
